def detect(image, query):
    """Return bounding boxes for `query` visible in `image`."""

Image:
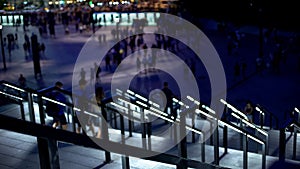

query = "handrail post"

[178,110,187,169]
[37,95,46,125]
[266,134,269,155]
[210,120,213,145]
[192,113,195,143]
[19,100,25,120]
[213,121,219,165]
[201,132,206,162]
[71,107,76,132]
[120,111,125,144]
[292,127,297,160]
[122,155,130,169]
[262,142,266,169]
[127,104,133,137]
[27,92,35,123]
[243,134,248,169]
[223,125,228,154]
[37,137,60,169]
[240,120,243,150]
[279,128,286,162]
[259,112,263,129]
[101,103,111,163]
[147,117,152,138]
[113,109,117,128]
[141,108,147,149]
[270,116,273,130]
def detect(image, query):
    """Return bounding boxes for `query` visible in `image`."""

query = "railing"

[279,118,300,161]
[184,96,267,169]
[290,107,300,124]
[0,80,224,169]
[255,104,279,130]
[4,80,295,169]
[220,99,269,154]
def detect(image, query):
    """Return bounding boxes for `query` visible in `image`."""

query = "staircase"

[0,80,300,169]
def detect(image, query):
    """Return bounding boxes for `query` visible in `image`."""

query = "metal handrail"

[279,118,300,161]
[196,106,267,169]
[220,99,268,143]
[255,104,279,130]
[0,81,268,169]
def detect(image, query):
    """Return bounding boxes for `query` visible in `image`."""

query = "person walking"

[162,82,176,122]
[74,79,89,134]
[31,32,42,79]
[47,81,68,130]
[18,74,26,88]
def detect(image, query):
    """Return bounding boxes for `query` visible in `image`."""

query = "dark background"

[182,0,299,32]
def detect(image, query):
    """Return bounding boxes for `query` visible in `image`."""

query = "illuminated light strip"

[127,89,135,95]
[0,91,23,100]
[194,100,200,105]
[32,93,38,97]
[232,112,242,119]
[219,120,244,134]
[178,101,184,106]
[172,98,179,103]
[220,99,248,119]
[241,117,256,128]
[255,106,264,115]
[110,102,127,111]
[136,101,148,108]
[185,105,189,109]
[135,94,148,102]
[148,100,160,108]
[117,98,132,106]
[295,107,300,113]
[176,118,180,122]
[220,99,226,104]
[232,112,268,136]
[150,107,168,116]
[148,110,173,123]
[231,108,248,120]
[84,111,98,117]
[186,95,200,106]
[248,134,264,145]
[3,83,25,92]
[116,89,123,94]
[186,126,203,135]
[256,128,268,136]
[73,107,80,111]
[202,105,216,114]
[124,93,133,100]
[195,109,216,120]
[151,102,160,108]
[187,95,195,102]
[42,96,66,107]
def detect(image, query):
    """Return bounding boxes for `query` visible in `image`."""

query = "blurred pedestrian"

[162,82,176,122]
[40,42,46,58]
[18,74,26,88]
[74,79,89,134]
[244,100,254,123]
[48,81,68,130]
